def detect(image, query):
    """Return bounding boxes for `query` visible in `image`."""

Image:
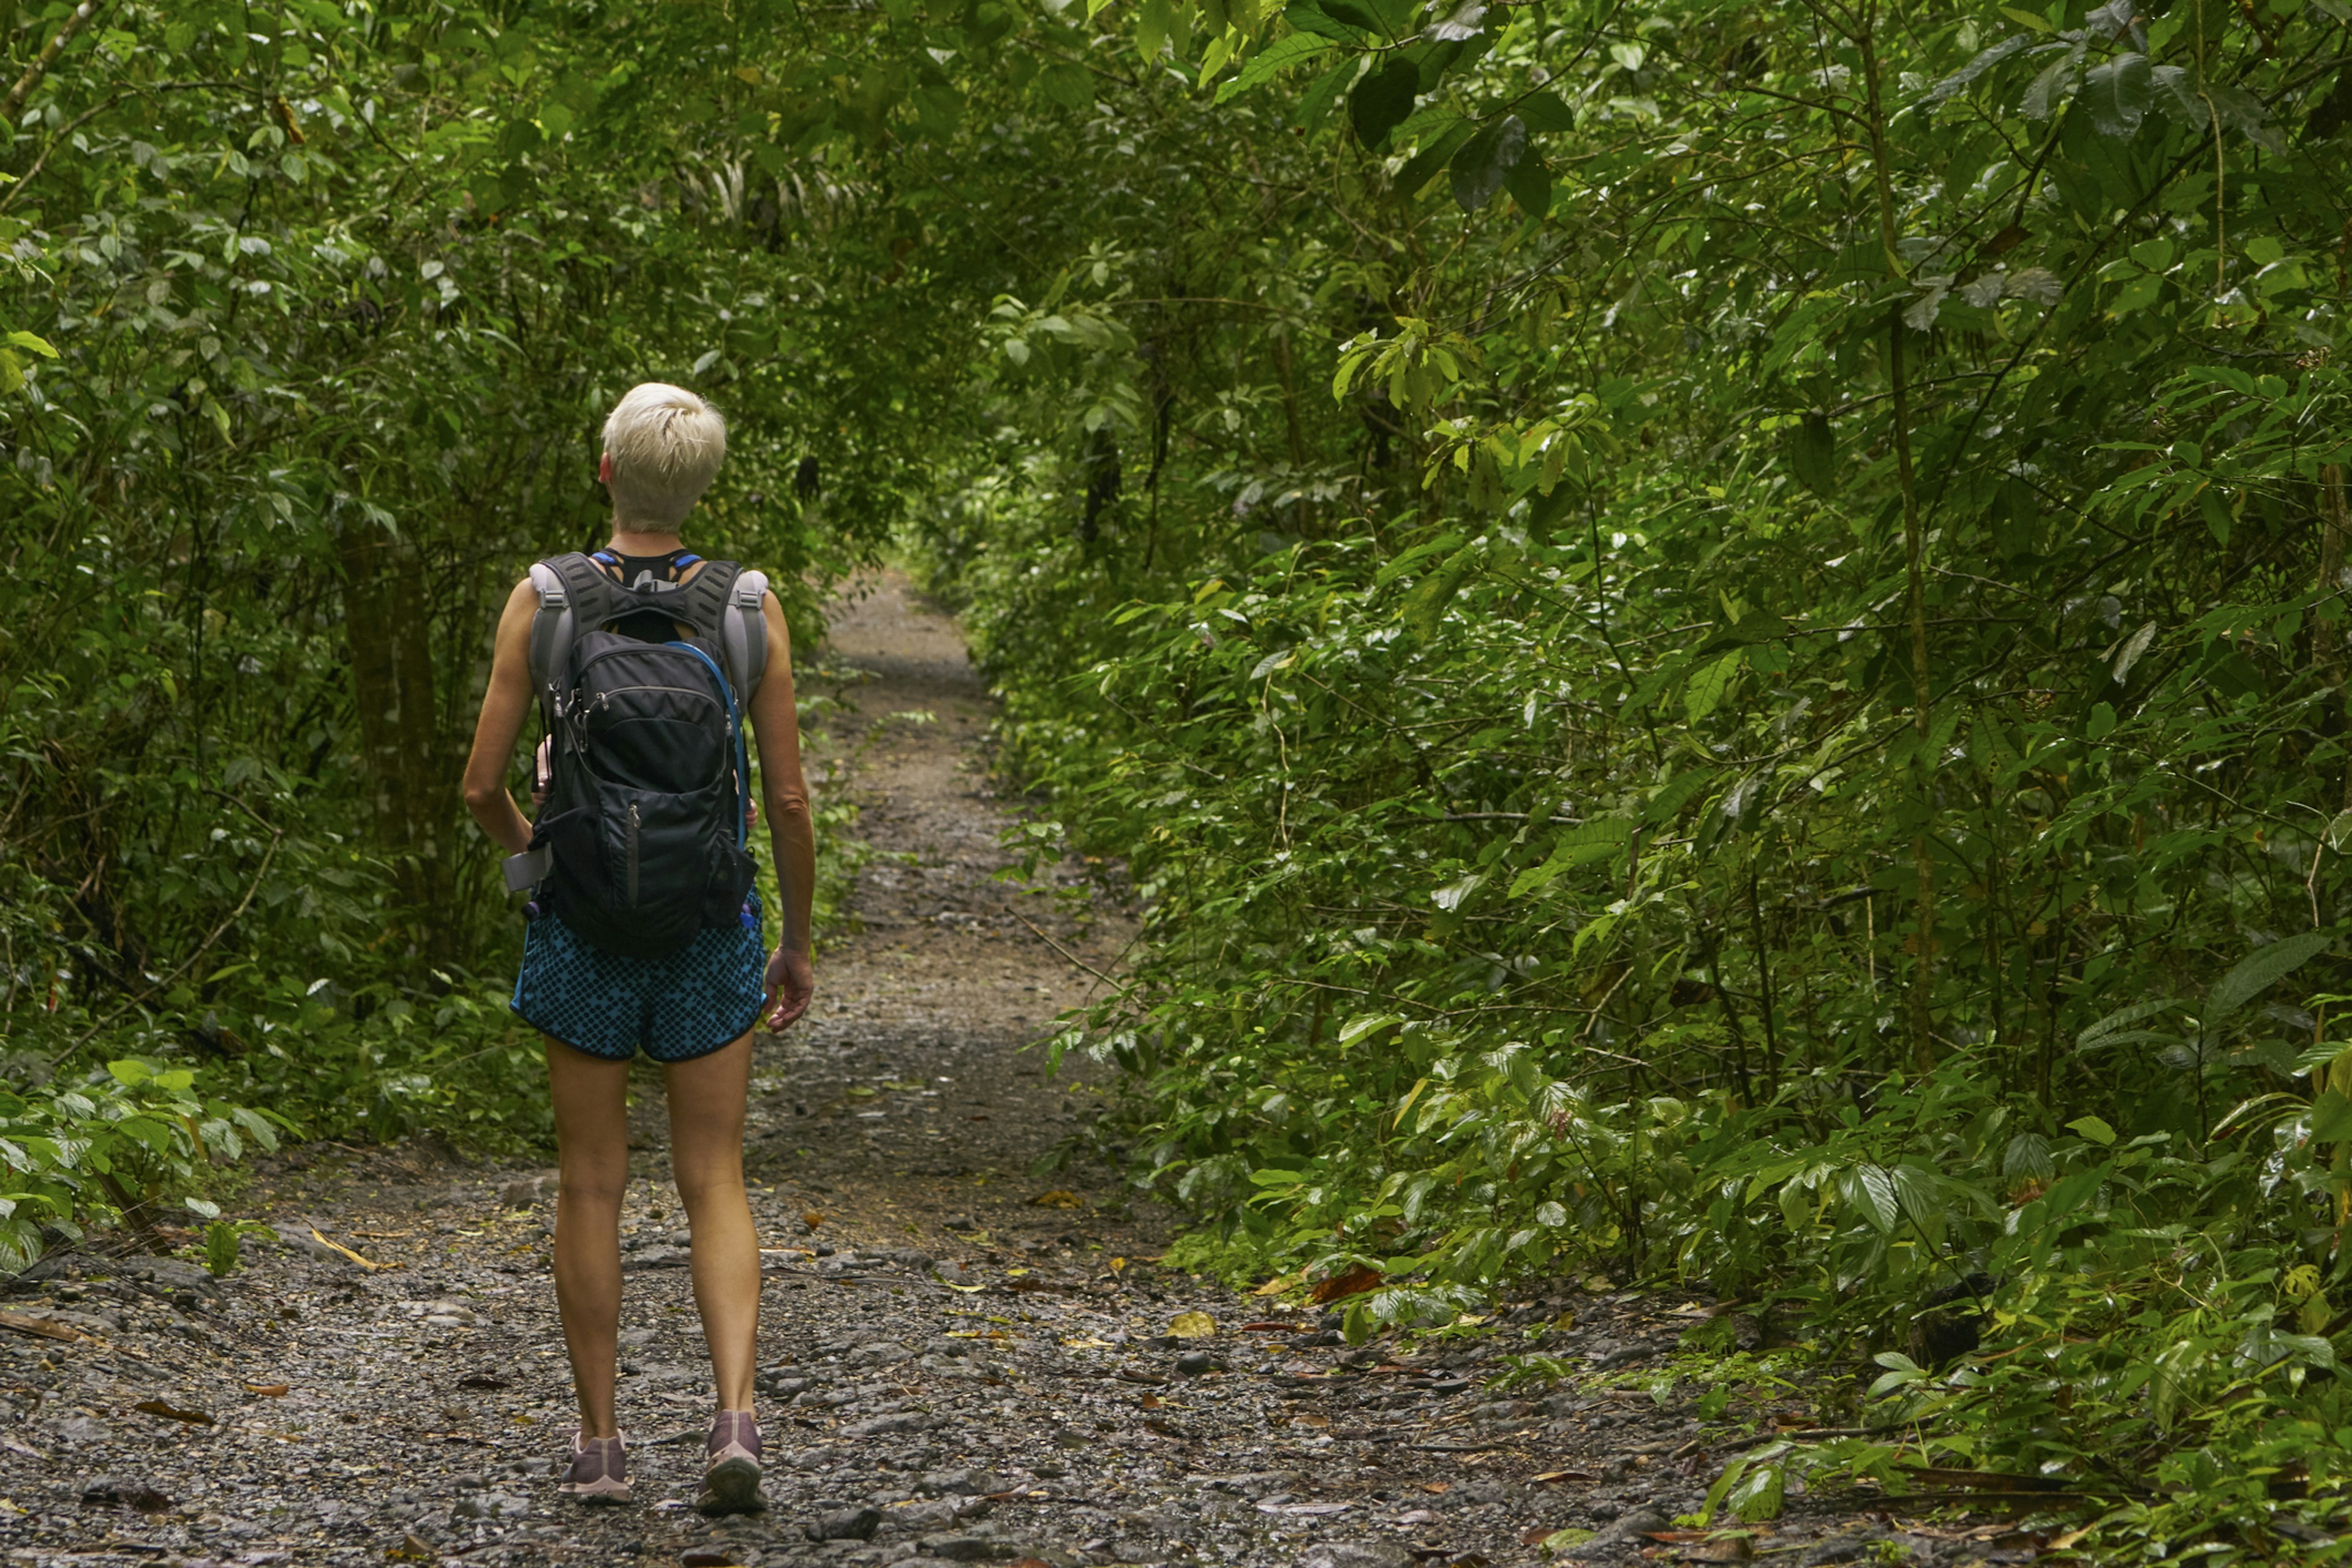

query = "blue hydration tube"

[668,641,752,849]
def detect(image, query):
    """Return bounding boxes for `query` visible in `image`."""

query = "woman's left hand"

[763,947,814,1031]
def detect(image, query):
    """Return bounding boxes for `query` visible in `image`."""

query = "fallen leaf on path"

[1531,1469,1593,1484]
[1253,1273,1298,1297]
[132,1400,215,1425]
[1532,1528,1596,1550]
[1422,1482,1452,1494]
[1294,1414,1330,1428]
[1168,1310,1216,1339]
[1139,1393,1163,1409]
[802,1212,824,1228]
[1309,1262,1383,1304]
[243,1383,289,1397]
[309,1227,386,1271]
[386,1534,438,1561]
[1240,1321,1297,1331]
[0,1310,91,1343]
[81,1477,173,1512]
[1107,1256,1127,1273]
[1029,1189,1084,1208]
[1259,1501,1352,1515]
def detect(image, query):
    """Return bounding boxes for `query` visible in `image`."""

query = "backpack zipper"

[627,802,641,906]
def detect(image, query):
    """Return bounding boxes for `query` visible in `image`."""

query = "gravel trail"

[0,578,2010,1568]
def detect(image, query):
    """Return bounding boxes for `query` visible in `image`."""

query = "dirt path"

[0,579,1967,1568]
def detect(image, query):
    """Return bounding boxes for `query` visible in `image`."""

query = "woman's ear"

[598,451,614,484]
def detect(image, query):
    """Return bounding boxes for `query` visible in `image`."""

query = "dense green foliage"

[0,0,899,1258]
[9,0,2352,1546]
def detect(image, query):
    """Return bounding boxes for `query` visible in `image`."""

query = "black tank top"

[593,548,702,643]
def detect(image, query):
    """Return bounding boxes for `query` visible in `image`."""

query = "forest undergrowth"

[6,0,2352,1553]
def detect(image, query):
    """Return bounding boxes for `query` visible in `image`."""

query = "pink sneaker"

[696,1410,764,1515]
[557,1429,631,1503]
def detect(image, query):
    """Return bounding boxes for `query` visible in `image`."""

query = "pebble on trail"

[0,579,1983,1568]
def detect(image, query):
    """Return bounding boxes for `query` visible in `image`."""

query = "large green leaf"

[2206,931,2333,1025]
[1350,56,1420,148]
[1447,114,1525,211]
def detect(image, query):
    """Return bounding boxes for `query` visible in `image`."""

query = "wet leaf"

[1168,1310,1217,1338]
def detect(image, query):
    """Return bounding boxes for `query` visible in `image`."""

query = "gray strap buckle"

[503,845,552,893]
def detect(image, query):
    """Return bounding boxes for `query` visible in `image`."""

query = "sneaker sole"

[698,1456,764,1515]
[559,1479,634,1504]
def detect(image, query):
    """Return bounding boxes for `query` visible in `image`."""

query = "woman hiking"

[461,382,816,1514]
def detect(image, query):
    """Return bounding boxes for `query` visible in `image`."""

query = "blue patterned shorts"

[511,892,766,1063]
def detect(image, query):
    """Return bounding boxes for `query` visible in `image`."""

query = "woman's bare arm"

[748,591,816,1027]
[461,578,541,856]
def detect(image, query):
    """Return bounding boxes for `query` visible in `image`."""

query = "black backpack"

[501,552,771,960]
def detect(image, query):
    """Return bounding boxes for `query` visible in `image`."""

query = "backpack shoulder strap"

[674,560,769,703]
[723,568,770,704]
[527,552,613,703]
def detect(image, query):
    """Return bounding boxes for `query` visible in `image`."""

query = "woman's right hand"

[763,947,814,1031]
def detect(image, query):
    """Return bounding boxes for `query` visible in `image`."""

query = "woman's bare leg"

[665,1031,760,1411]
[545,1040,635,1438]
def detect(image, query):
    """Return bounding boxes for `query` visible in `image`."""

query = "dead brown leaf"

[243,1382,290,1398]
[1532,1470,1593,1485]
[1422,1482,1452,1494]
[0,1310,91,1344]
[309,1227,388,1271]
[132,1399,216,1425]
[1308,1262,1383,1304]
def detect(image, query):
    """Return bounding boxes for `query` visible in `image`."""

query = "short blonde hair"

[601,382,726,527]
